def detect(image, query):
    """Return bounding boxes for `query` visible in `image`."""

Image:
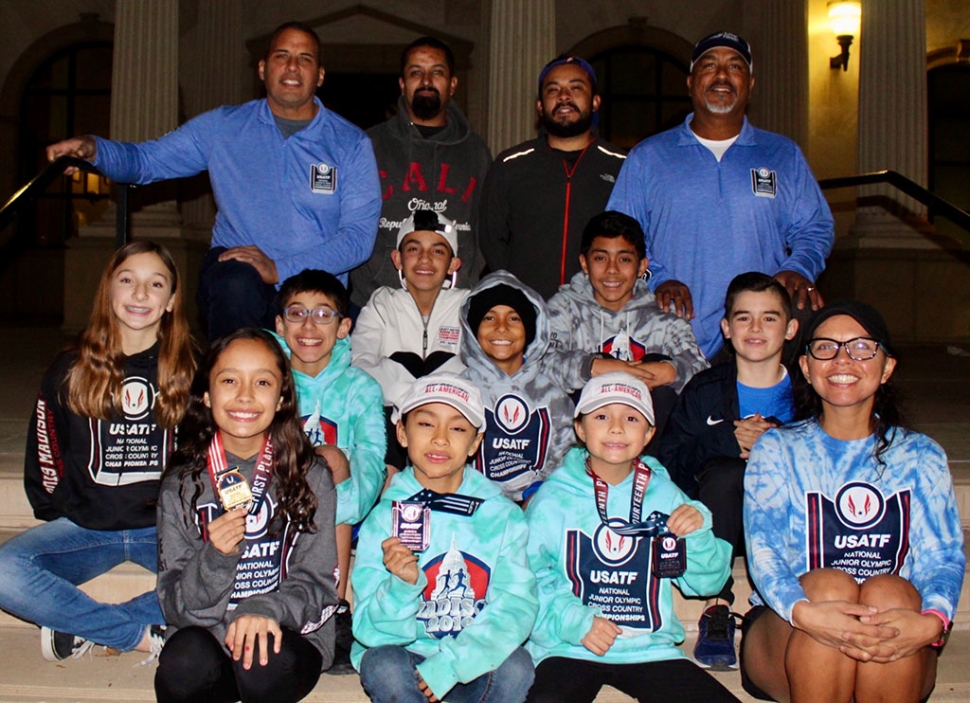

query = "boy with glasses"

[274,268,387,672]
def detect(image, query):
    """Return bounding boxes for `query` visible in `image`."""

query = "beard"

[411,89,443,121]
[542,103,594,138]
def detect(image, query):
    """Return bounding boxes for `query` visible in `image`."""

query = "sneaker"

[334,601,353,652]
[138,625,166,666]
[693,605,739,670]
[40,627,95,661]
[325,644,356,676]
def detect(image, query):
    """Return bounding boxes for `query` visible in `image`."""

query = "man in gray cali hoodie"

[350,37,491,308]
[460,271,576,504]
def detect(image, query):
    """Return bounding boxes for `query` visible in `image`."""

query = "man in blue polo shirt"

[607,32,833,360]
[47,21,381,341]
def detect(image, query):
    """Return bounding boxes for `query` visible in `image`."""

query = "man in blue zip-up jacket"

[607,32,833,360]
[46,21,381,341]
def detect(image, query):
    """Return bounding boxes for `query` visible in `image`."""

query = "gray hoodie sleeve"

[156,471,242,630]
[660,315,710,393]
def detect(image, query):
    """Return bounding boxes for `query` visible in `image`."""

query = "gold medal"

[217,468,253,511]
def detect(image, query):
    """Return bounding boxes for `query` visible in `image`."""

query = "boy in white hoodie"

[353,211,469,468]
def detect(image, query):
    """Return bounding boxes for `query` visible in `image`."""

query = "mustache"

[416,86,440,96]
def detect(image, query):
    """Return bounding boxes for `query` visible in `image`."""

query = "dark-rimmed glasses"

[282,306,342,325]
[805,337,881,361]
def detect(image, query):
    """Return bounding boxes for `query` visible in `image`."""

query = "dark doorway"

[928,63,970,247]
[19,41,113,248]
[589,46,691,150]
[319,72,401,131]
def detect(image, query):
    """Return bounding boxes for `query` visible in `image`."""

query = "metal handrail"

[818,169,970,236]
[0,156,129,250]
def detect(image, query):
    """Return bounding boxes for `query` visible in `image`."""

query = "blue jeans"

[359,644,534,703]
[0,517,164,651]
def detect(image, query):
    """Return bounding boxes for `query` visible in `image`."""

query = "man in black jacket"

[351,36,491,308]
[479,56,626,299]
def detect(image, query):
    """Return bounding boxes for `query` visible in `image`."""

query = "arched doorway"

[568,22,694,150]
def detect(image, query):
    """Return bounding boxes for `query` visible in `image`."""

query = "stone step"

[0,625,967,703]
[2,530,967,635]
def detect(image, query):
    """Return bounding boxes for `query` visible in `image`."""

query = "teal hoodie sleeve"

[351,502,428,648]
[526,490,599,647]
[335,371,387,526]
[416,506,538,698]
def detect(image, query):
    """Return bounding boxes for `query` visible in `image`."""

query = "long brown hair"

[169,329,318,534]
[65,241,195,428]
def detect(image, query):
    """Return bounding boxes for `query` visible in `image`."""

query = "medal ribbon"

[585,458,668,537]
[206,433,275,517]
[406,488,484,516]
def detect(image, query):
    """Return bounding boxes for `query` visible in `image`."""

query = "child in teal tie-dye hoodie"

[352,373,538,703]
[525,373,736,702]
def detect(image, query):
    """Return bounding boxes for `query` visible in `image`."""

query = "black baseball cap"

[803,300,895,357]
[690,31,752,71]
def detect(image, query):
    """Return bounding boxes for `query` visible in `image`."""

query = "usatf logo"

[661,536,678,551]
[495,395,529,433]
[245,493,278,540]
[593,520,638,565]
[835,482,885,529]
[121,377,153,420]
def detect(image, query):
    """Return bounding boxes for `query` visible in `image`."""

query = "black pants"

[696,456,746,604]
[197,246,279,343]
[154,625,323,703]
[527,656,739,703]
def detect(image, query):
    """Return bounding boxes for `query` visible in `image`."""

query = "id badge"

[392,501,430,552]
[651,534,686,578]
[217,468,253,512]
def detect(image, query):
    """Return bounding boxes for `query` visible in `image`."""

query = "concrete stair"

[0,331,968,701]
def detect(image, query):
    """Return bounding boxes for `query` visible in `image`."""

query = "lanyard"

[585,458,667,537]
[406,488,483,516]
[206,432,275,517]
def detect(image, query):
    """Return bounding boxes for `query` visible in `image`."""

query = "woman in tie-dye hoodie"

[741,301,964,703]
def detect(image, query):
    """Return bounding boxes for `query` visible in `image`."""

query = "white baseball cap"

[392,373,485,430]
[574,372,655,425]
[396,210,459,256]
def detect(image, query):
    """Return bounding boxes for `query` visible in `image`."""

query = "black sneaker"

[41,626,95,661]
[693,605,739,670]
[334,601,354,652]
[138,624,167,666]
[326,644,356,676]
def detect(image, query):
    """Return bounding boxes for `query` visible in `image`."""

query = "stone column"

[486,0,556,153]
[181,0,245,239]
[66,0,182,332]
[756,0,808,145]
[853,0,929,243]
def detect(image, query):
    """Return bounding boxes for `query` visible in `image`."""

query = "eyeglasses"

[806,337,881,361]
[282,306,342,325]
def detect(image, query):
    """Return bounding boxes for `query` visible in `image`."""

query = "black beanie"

[467,284,538,348]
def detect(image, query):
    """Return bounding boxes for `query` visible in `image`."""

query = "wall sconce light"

[828,1,861,71]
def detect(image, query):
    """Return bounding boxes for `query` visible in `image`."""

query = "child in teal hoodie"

[352,373,537,703]
[525,373,737,702]
[273,269,387,671]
